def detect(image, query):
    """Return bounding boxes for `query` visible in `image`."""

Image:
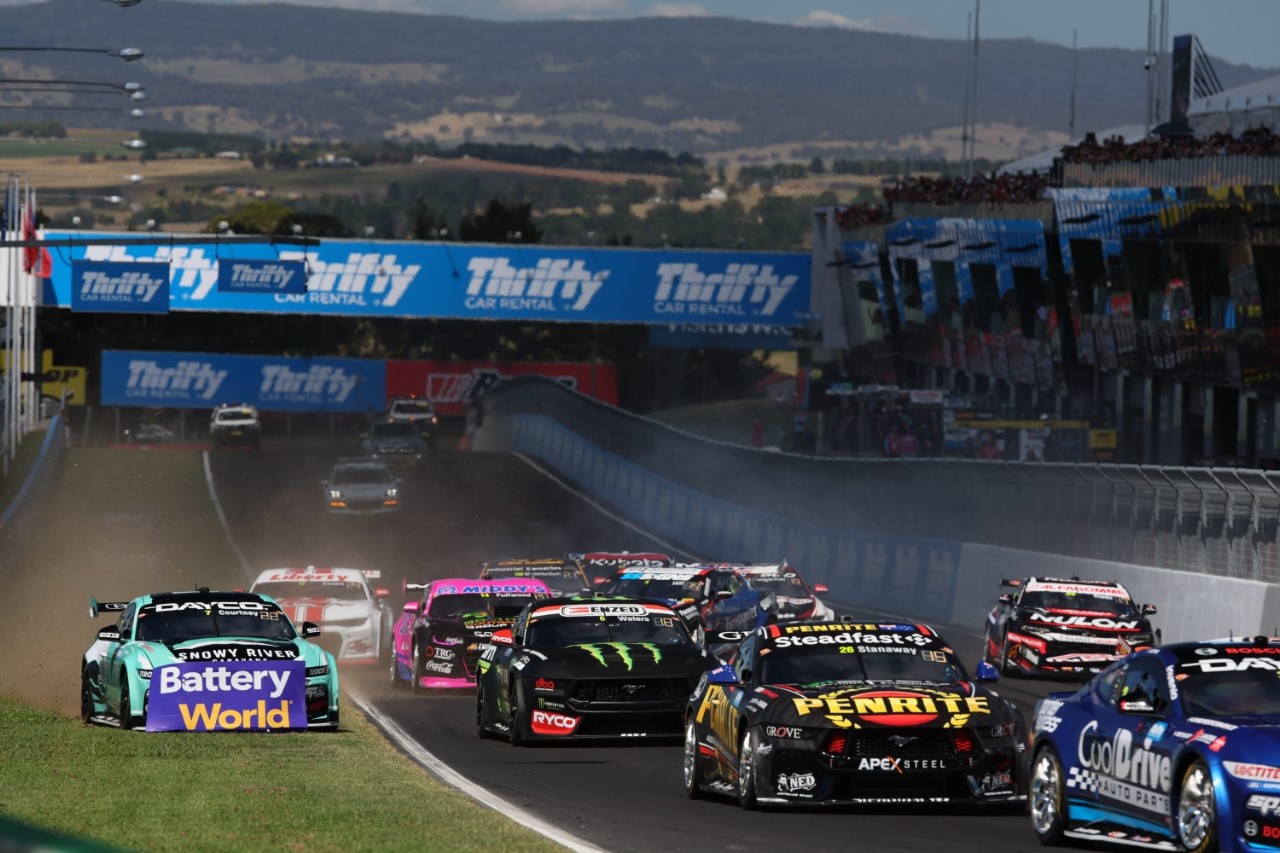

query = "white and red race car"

[249,566,395,663]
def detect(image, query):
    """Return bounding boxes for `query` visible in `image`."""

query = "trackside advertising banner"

[70,260,170,314]
[146,661,308,732]
[100,351,387,412]
[386,360,618,416]
[42,233,811,327]
[648,323,797,350]
[217,259,308,295]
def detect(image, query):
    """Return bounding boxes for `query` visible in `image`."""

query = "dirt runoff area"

[0,449,242,717]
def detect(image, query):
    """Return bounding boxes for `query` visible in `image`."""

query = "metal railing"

[473,377,1280,583]
[1062,156,1280,189]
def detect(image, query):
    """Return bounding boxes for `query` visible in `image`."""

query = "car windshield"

[215,409,254,422]
[596,575,704,600]
[427,592,543,620]
[1179,669,1280,717]
[759,645,965,685]
[391,401,433,415]
[748,574,811,596]
[253,580,367,602]
[525,613,690,647]
[1021,590,1135,615]
[483,567,585,595]
[136,603,297,643]
[369,422,421,439]
[331,467,390,486]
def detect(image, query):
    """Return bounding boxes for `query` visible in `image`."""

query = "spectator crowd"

[1061,126,1280,165]
[883,171,1050,206]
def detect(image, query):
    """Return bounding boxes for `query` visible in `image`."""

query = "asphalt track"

[207,446,1060,853]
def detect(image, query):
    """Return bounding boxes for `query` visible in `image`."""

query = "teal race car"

[82,588,339,731]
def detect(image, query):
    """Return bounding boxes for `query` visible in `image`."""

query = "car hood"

[329,482,389,498]
[758,681,1007,729]
[1015,608,1152,635]
[269,598,371,624]
[133,636,322,666]
[534,642,710,676]
[426,614,514,641]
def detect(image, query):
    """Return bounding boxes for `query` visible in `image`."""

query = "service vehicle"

[210,403,261,450]
[985,577,1159,679]
[476,596,718,743]
[594,564,772,647]
[1029,636,1280,851]
[479,556,592,596]
[683,620,1027,808]
[389,577,552,689]
[361,420,428,464]
[81,587,339,731]
[249,566,394,662]
[385,396,440,448]
[321,459,403,515]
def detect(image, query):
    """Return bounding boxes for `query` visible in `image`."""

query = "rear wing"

[402,580,431,595]
[89,597,128,618]
[1000,578,1023,588]
[361,570,382,580]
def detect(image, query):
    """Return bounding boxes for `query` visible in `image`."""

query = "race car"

[389,577,552,690]
[476,596,719,744]
[478,556,592,597]
[594,564,772,647]
[569,551,674,587]
[81,587,339,731]
[683,620,1027,808]
[360,420,427,464]
[209,403,261,450]
[321,459,402,515]
[729,561,833,622]
[985,577,1159,679]
[1029,636,1280,851]
[249,566,395,663]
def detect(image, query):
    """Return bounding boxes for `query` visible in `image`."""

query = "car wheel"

[410,643,426,693]
[508,684,526,747]
[387,647,402,687]
[80,670,95,725]
[1177,758,1218,853]
[737,727,759,810]
[476,685,491,739]
[120,683,139,731]
[683,719,705,799]
[1029,745,1069,845]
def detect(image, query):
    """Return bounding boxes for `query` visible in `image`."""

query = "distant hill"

[0,0,1270,162]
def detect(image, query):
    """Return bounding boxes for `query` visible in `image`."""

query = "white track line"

[202,450,254,581]
[348,690,607,853]
[514,453,701,561]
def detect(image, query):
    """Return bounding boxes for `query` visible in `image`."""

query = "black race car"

[478,556,592,597]
[683,620,1028,808]
[475,596,719,744]
[983,576,1159,679]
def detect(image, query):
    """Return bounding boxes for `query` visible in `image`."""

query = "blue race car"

[1029,636,1280,852]
[594,564,772,648]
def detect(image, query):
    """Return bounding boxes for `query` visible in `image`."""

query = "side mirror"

[813,583,829,595]
[490,628,514,646]
[402,601,420,614]
[374,588,390,598]
[1142,603,1158,615]
[998,594,1013,605]
[301,621,322,638]
[97,627,122,642]
[975,660,1000,683]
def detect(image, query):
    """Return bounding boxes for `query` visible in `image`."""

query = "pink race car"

[388,577,551,690]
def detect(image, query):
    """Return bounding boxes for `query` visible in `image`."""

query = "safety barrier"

[0,416,68,548]
[469,378,1280,641]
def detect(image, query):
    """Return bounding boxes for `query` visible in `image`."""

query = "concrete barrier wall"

[474,404,1276,644]
[0,416,68,552]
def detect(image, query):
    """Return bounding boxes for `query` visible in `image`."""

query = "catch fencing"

[470,377,1280,584]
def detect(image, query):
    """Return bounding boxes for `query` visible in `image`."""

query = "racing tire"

[410,643,426,694]
[1029,745,1069,845]
[475,685,492,740]
[387,650,403,687]
[1176,758,1218,853]
[120,683,143,731]
[737,726,760,810]
[682,719,705,799]
[508,684,527,747]
[80,670,95,725]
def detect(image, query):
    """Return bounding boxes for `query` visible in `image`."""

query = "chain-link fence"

[473,377,1280,583]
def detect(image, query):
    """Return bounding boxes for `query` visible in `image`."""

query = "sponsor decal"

[1023,581,1128,598]
[430,647,455,661]
[570,643,662,670]
[218,259,307,294]
[773,631,930,650]
[72,260,170,314]
[1182,657,1280,673]
[792,689,989,729]
[981,770,1014,792]
[654,262,796,317]
[775,772,816,793]
[175,644,297,662]
[1046,653,1117,663]
[260,365,360,405]
[1007,631,1047,653]
[530,710,580,736]
[990,722,1017,738]
[1249,795,1280,818]
[1077,721,1172,812]
[858,757,946,772]
[1027,613,1140,631]
[557,603,649,618]
[1194,647,1218,655]
[1228,762,1280,782]
[765,725,804,739]
[1143,721,1168,749]
[123,359,228,402]
[422,659,452,674]
[147,661,306,731]
[535,677,557,692]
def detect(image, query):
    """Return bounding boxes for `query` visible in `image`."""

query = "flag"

[21,203,52,279]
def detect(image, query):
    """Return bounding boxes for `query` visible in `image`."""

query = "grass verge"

[0,696,565,853]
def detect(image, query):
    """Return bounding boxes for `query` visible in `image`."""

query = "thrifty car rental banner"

[42,234,811,327]
[100,351,387,412]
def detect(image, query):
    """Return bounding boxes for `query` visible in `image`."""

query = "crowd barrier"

[469,378,1280,641]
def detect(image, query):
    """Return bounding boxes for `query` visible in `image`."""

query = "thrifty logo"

[465,258,606,312]
[654,263,796,317]
[125,360,227,400]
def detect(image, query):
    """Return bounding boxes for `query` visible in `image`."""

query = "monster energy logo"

[571,643,663,670]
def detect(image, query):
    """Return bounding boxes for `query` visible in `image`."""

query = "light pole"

[0,46,143,61]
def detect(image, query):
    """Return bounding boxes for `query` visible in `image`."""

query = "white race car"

[249,566,394,663]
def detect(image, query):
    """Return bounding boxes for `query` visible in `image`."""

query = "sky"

[369,0,1280,70]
